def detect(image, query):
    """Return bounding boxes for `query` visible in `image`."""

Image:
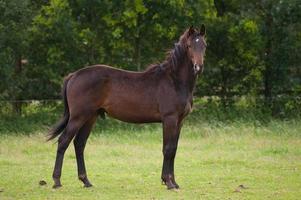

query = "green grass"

[0,119,301,200]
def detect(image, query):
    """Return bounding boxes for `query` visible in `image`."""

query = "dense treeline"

[0,0,300,116]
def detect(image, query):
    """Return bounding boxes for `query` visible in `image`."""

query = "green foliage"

[26,0,82,99]
[0,0,300,116]
[0,0,33,100]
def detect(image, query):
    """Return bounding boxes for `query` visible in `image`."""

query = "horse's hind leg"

[73,115,97,187]
[52,117,85,188]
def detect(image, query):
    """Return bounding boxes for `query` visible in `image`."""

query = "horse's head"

[185,25,206,74]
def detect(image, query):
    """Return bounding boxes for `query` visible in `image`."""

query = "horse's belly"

[100,80,161,123]
[103,102,161,123]
[106,109,161,123]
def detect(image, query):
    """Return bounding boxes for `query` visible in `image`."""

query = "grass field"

[0,117,301,200]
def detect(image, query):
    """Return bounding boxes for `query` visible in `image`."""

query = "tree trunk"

[263,65,272,107]
[134,14,142,71]
[221,65,227,108]
[214,0,227,108]
[12,55,22,115]
[134,36,141,71]
[214,0,226,17]
[263,13,273,108]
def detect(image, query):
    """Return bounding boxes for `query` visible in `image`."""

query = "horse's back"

[66,64,162,123]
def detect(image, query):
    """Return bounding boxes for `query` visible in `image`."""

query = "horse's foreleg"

[52,118,83,189]
[161,115,180,189]
[169,120,182,188]
[73,115,97,187]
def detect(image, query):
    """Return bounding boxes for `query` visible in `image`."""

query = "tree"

[246,0,301,114]
[69,0,210,70]
[1,0,300,117]
[199,0,263,107]
[26,0,81,99]
[0,0,34,114]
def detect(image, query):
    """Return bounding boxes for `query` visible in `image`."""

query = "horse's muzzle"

[193,64,204,74]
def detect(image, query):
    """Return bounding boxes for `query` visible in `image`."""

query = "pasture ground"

[0,118,300,200]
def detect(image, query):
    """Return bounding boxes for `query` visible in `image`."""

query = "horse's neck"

[174,60,197,94]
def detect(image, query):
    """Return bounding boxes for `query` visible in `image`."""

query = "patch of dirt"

[39,180,47,186]
[238,184,248,189]
[233,184,248,193]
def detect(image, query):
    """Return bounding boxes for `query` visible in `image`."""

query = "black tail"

[47,74,72,141]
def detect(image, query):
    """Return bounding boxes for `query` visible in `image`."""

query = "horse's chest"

[184,101,192,114]
[178,96,193,116]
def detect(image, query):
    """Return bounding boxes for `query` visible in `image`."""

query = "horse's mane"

[145,29,190,75]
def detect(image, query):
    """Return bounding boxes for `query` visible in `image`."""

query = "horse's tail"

[47,74,72,141]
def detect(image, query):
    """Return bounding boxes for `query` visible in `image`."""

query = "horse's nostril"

[193,63,204,74]
[194,64,200,72]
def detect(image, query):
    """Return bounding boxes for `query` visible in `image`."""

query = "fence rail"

[1,95,301,103]
[0,99,61,103]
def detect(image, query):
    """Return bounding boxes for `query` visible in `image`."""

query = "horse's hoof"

[162,177,180,190]
[84,183,93,188]
[52,184,62,189]
[165,181,178,190]
[172,182,180,189]
[167,184,179,190]
[79,175,92,188]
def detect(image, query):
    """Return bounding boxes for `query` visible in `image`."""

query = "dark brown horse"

[48,25,207,190]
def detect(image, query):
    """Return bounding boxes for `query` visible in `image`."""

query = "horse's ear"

[188,26,194,36]
[200,24,206,36]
